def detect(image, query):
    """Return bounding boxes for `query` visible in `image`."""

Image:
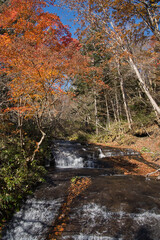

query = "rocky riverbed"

[2,140,160,240]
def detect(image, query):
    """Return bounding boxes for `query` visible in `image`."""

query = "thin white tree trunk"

[105,93,110,129]
[129,57,160,116]
[120,78,132,129]
[115,88,120,123]
[30,114,46,162]
[18,97,23,148]
[111,99,117,122]
[94,90,98,135]
[117,63,132,129]
[30,129,46,162]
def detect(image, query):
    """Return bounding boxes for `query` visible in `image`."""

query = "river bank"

[92,125,160,177]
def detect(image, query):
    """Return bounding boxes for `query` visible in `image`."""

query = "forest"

[0,0,160,232]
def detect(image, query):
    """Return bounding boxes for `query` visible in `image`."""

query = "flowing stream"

[2,140,160,240]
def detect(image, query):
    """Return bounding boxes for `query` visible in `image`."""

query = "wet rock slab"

[73,175,160,212]
[61,175,160,240]
[3,171,160,240]
[34,168,122,200]
[35,167,160,240]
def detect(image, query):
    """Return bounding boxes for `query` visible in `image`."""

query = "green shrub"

[133,112,156,127]
[140,146,151,153]
[69,131,91,143]
[0,134,46,227]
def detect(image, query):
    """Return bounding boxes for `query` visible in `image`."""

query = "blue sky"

[44,5,79,38]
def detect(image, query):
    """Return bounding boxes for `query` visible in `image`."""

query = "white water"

[99,149,140,158]
[2,198,62,240]
[78,203,160,224]
[98,149,106,158]
[53,141,98,168]
[53,140,140,168]
[68,203,160,239]
[53,141,84,168]
[63,234,121,240]
[55,150,84,168]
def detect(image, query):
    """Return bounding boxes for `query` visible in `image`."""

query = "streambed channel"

[2,140,160,240]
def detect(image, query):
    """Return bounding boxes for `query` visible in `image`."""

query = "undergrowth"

[0,122,53,234]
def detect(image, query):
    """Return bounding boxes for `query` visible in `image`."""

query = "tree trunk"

[94,90,98,135]
[111,99,118,122]
[104,92,110,129]
[129,57,160,116]
[115,88,120,123]
[120,77,132,129]
[18,98,23,148]
[30,115,46,162]
[18,114,23,148]
[30,128,46,162]
[117,63,132,129]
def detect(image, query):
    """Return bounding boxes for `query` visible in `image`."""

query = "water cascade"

[2,140,160,240]
[2,199,62,240]
[53,141,84,168]
[53,140,100,168]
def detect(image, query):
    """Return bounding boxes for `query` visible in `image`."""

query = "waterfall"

[53,141,84,168]
[98,148,106,158]
[53,141,98,168]
[53,141,140,168]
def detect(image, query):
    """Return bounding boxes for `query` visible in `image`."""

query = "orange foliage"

[0,0,81,118]
[48,177,91,239]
